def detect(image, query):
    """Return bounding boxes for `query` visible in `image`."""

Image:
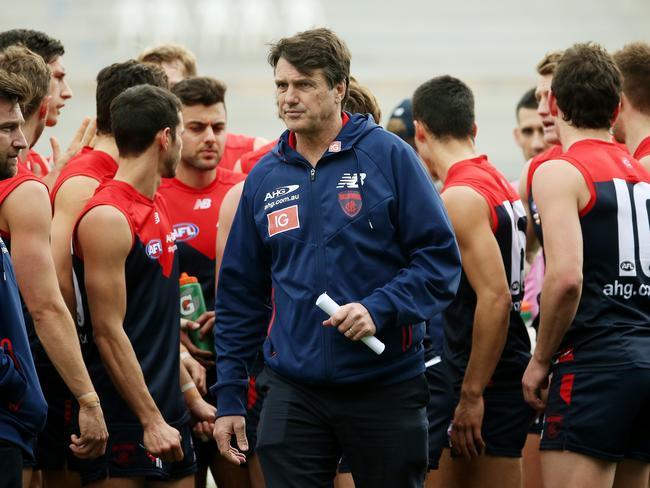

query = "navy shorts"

[541,365,650,462]
[32,362,77,470]
[449,384,534,458]
[338,356,451,473]
[77,422,197,485]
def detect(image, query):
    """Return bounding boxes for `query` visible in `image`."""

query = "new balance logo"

[336,173,366,189]
[194,198,212,210]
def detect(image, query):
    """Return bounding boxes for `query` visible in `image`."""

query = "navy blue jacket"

[0,237,47,457]
[213,114,461,417]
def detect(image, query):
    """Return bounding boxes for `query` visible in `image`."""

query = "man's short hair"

[552,43,621,130]
[614,42,650,116]
[111,85,181,158]
[171,76,226,108]
[96,60,169,135]
[0,45,50,119]
[412,75,475,140]
[0,68,31,106]
[268,27,351,103]
[138,44,197,78]
[516,87,538,119]
[344,77,381,123]
[0,29,64,64]
[536,51,564,76]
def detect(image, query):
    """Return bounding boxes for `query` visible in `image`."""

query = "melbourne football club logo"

[338,191,362,218]
[145,239,164,259]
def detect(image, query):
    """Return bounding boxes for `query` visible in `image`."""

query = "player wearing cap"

[413,75,532,488]
[212,27,461,488]
[613,42,650,172]
[158,76,252,488]
[522,43,650,488]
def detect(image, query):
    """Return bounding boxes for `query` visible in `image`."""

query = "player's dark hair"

[96,60,169,135]
[268,27,351,104]
[552,43,621,130]
[0,29,64,64]
[614,42,650,116]
[412,75,475,140]
[111,85,181,158]
[0,67,31,106]
[0,45,50,119]
[171,76,226,108]
[516,88,538,120]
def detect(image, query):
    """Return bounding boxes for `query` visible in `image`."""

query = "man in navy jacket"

[0,67,48,486]
[212,28,461,488]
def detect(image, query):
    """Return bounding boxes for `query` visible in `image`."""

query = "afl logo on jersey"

[172,223,199,242]
[511,281,521,294]
[146,239,164,260]
[620,261,635,272]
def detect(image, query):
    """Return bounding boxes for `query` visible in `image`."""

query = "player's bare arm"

[522,160,588,411]
[443,185,512,459]
[51,175,102,312]
[0,180,107,459]
[179,361,215,438]
[215,181,244,287]
[78,204,183,463]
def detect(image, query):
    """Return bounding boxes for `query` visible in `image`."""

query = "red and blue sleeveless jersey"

[219,133,256,171]
[442,155,531,387]
[50,148,117,205]
[239,140,277,175]
[72,179,188,427]
[634,136,650,161]
[158,167,245,309]
[0,164,50,365]
[530,139,650,370]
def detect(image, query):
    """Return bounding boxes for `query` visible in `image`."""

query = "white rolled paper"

[316,293,385,355]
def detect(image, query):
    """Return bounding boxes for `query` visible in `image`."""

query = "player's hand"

[522,356,551,411]
[70,403,108,459]
[450,392,485,459]
[196,311,216,341]
[213,416,248,465]
[180,330,215,368]
[51,116,96,171]
[142,416,184,462]
[323,302,377,341]
[188,397,216,440]
[182,354,207,395]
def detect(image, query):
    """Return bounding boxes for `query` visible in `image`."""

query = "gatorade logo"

[145,239,163,259]
[180,294,196,316]
[267,205,300,237]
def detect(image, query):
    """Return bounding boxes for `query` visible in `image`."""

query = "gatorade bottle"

[520,300,533,326]
[179,272,213,352]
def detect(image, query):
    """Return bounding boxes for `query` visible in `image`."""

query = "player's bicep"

[216,182,245,278]
[443,187,510,299]
[77,206,132,335]
[532,161,584,276]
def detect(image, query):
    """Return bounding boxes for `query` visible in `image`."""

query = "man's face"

[275,57,343,136]
[0,99,28,179]
[514,107,547,160]
[160,115,184,178]
[46,55,72,127]
[180,103,227,171]
[535,74,559,145]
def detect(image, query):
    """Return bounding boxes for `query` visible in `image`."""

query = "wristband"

[181,382,196,393]
[77,392,100,408]
[180,352,191,361]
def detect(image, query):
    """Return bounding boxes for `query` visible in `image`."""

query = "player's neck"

[114,152,160,199]
[558,123,611,151]
[174,162,217,189]
[21,115,41,149]
[294,112,343,167]
[93,135,120,162]
[432,139,476,183]
[623,118,650,156]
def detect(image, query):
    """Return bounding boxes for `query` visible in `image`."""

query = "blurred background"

[3,0,650,178]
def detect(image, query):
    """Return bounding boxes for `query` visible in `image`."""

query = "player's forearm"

[461,292,511,398]
[94,327,162,426]
[534,268,582,364]
[32,305,95,398]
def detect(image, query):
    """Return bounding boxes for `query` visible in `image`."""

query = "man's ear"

[159,127,171,151]
[471,122,478,139]
[549,91,559,117]
[38,96,51,121]
[414,120,427,142]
